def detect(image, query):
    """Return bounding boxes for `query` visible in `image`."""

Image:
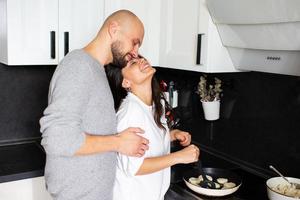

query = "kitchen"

[0,0,299,200]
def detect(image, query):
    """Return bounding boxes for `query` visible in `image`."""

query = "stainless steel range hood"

[205,0,300,76]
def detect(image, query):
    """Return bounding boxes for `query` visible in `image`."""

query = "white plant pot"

[201,100,220,121]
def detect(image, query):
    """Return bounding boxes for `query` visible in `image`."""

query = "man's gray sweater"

[40,49,117,200]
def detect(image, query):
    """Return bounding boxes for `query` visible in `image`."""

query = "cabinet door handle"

[196,34,203,65]
[64,32,69,56]
[50,31,56,59]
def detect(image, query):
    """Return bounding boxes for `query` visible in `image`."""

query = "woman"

[105,57,200,200]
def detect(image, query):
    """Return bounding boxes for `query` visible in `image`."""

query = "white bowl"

[266,177,300,200]
[184,179,241,197]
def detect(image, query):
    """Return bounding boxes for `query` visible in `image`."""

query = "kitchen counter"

[0,120,272,199]
[0,141,269,199]
[0,141,45,183]
[168,118,275,200]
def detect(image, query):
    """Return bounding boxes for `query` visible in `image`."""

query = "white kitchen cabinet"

[58,0,105,61]
[159,0,239,72]
[0,177,52,200]
[0,0,105,65]
[104,0,161,66]
[0,0,59,65]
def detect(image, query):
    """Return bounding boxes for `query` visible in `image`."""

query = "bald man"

[40,10,148,200]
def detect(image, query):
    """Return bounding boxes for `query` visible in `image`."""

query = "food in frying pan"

[188,175,236,189]
[189,177,201,185]
[223,182,236,189]
[213,182,221,189]
[217,178,228,184]
[198,175,213,181]
[271,183,300,198]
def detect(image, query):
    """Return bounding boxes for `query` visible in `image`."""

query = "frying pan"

[183,167,242,197]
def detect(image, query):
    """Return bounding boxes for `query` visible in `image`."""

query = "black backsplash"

[0,63,299,178]
[0,64,55,145]
[155,67,300,178]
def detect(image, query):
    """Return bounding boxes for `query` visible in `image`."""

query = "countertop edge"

[0,169,44,183]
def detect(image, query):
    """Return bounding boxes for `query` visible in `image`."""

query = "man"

[40,10,149,200]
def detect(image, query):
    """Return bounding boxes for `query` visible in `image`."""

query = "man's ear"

[108,21,119,39]
[122,78,131,89]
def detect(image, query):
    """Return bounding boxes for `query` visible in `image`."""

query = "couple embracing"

[40,10,200,200]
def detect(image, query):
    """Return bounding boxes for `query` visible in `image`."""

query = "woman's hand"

[135,144,200,175]
[170,129,191,146]
[173,144,200,164]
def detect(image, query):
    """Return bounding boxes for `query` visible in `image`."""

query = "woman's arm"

[135,144,199,175]
[75,128,148,157]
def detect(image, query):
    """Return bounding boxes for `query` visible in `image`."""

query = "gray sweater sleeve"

[40,58,93,157]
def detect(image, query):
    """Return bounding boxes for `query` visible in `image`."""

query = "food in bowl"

[271,183,300,198]
[267,177,300,200]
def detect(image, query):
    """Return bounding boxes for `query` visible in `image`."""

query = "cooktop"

[166,145,269,200]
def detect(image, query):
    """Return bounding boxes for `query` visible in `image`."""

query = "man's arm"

[75,127,149,157]
[40,59,149,157]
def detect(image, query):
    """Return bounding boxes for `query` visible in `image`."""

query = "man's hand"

[170,129,191,146]
[116,127,149,157]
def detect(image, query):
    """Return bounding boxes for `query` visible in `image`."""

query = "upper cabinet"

[0,0,59,65]
[1,0,239,72]
[58,0,105,63]
[159,0,239,72]
[0,0,104,65]
[104,0,161,66]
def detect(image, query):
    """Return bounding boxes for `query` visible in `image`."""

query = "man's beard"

[111,41,128,68]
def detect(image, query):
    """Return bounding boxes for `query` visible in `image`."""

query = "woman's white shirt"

[113,93,170,200]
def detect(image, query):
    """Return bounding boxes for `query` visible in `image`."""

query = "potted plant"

[197,75,222,120]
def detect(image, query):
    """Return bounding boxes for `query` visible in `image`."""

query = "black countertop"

[168,118,276,200]
[0,141,45,183]
[0,139,269,199]
[0,119,273,199]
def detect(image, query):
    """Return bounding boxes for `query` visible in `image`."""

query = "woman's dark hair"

[105,62,170,131]
[105,64,127,110]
